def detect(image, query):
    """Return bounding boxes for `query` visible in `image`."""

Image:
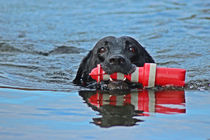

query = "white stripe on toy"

[131,68,139,83]
[148,63,156,87]
[117,73,124,81]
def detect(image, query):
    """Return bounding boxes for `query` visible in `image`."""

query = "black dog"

[73,36,155,90]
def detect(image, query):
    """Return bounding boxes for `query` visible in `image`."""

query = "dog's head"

[73,36,155,89]
[93,36,154,74]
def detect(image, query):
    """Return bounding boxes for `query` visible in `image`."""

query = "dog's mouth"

[98,63,137,90]
[105,66,136,90]
[107,79,129,90]
[109,76,127,82]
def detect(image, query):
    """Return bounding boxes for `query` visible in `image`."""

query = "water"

[0,0,210,139]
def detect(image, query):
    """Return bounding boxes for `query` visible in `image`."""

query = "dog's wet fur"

[73,36,155,90]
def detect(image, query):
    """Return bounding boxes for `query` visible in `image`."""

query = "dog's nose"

[109,55,126,65]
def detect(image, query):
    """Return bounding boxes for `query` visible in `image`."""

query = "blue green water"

[0,0,209,139]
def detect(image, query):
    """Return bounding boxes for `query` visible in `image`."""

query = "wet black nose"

[109,55,126,65]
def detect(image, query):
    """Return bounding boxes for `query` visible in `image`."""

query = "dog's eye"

[128,47,136,53]
[98,47,107,54]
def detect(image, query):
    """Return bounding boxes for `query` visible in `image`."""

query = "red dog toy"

[89,63,186,87]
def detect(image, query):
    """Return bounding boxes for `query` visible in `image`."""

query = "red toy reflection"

[88,90,185,116]
[79,89,185,127]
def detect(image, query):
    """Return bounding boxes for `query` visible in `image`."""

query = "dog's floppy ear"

[133,46,155,67]
[73,50,96,85]
[142,47,155,63]
[73,51,92,84]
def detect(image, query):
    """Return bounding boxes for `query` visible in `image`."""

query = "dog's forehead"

[99,36,118,44]
[95,36,140,50]
[119,36,139,45]
[95,36,114,47]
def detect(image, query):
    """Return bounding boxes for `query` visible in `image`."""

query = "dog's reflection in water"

[79,90,185,128]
